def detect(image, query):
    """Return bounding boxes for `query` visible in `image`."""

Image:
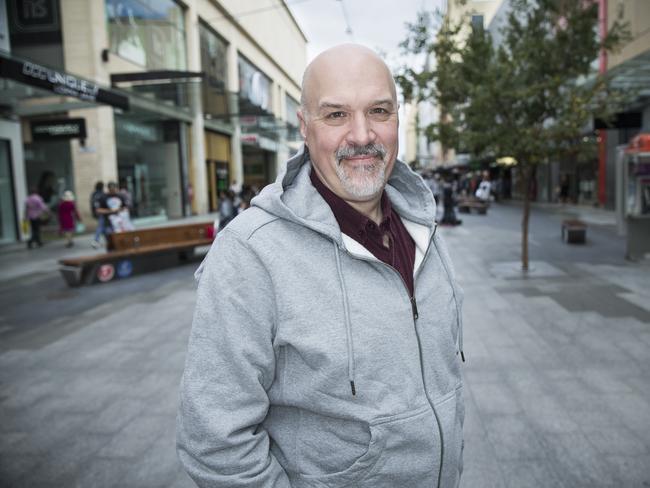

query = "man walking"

[177,44,465,488]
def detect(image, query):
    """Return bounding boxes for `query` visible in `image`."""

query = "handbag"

[75,221,86,233]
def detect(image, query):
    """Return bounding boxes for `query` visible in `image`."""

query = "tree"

[398,0,630,270]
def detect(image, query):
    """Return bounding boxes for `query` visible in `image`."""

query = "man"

[177,44,465,488]
[475,171,492,202]
[96,181,128,235]
[90,181,105,248]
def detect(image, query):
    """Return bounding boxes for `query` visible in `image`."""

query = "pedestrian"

[177,44,465,488]
[475,171,492,202]
[58,190,81,248]
[440,175,463,226]
[558,174,570,204]
[96,182,128,236]
[118,178,133,211]
[90,181,105,248]
[216,190,235,231]
[24,187,49,248]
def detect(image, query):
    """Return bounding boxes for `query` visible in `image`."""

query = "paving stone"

[0,453,41,487]
[97,414,170,459]
[540,432,623,487]
[469,382,524,417]
[71,457,128,488]
[584,425,648,456]
[83,398,148,434]
[483,416,547,462]
[118,431,180,488]
[605,454,650,487]
[500,460,569,488]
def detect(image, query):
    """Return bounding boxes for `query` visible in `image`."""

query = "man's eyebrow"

[372,99,396,107]
[317,99,396,111]
[318,102,348,111]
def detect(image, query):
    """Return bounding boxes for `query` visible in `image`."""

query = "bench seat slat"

[59,238,213,266]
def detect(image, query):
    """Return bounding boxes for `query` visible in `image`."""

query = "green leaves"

[396,0,630,168]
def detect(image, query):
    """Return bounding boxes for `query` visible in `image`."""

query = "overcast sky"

[287,0,444,69]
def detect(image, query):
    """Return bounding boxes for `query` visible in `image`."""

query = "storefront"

[204,131,231,213]
[0,51,129,242]
[114,109,188,221]
[241,137,277,190]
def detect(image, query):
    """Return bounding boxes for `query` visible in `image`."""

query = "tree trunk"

[521,165,532,271]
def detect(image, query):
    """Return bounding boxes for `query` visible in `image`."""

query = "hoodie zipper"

[338,226,447,488]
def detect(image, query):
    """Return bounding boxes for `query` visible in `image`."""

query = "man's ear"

[297,110,308,141]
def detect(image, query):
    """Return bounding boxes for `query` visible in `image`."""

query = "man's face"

[298,51,399,202]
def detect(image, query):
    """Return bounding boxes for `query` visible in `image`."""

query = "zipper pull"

[411,296,419,320]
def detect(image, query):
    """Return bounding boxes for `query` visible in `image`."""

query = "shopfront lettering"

[22,61,100,99]
[0,55,129,110]
[31,118,87,140]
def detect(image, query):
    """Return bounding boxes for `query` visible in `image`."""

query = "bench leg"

[59,266,82,287]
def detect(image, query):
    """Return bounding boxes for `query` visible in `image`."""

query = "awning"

[0,52,129,111]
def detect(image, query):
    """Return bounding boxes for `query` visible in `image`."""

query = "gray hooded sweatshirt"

[177,147,465,488]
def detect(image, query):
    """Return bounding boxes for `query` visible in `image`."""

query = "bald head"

[300,44,397,117]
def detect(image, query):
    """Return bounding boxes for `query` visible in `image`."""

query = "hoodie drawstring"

[333,241,357,396]
[432,230,465,363]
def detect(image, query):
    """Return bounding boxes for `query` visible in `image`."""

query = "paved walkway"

[0,204,649,487]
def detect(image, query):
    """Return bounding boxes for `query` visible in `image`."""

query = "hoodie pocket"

[289,405,440,488]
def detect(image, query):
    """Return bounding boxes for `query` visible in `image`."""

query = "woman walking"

[58,190,82,248]
[24,187,49,248]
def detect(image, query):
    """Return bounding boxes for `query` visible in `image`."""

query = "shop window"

[285,94,301,142]
[238,55,272,114]
[199,21,230,118]
[0,140,17,244]
[106,0,187,71]
[115,112,185,220]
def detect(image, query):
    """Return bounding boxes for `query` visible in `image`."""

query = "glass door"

[0,139,17,244]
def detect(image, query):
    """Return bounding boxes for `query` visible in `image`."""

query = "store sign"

[31,118,87,140]
[0,56,129,110]
[240,134,259,145]
[11,0,59,31]
[240,133,277,152]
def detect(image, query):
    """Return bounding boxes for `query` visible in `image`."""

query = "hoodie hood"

[250,145,437,245]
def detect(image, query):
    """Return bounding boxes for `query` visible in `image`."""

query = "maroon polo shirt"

[310,169,416,297]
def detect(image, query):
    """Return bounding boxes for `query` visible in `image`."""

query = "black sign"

[7,0,62,48]
[11,0,59,31]
[31,118,87,140]
[0,56,129,110]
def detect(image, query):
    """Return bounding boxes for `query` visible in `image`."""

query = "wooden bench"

[58,221,215,286]
[561,219,587,244]
[458,198,489,215]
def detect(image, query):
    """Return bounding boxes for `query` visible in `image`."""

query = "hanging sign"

[31,118,87,140]
[0,56,129,110]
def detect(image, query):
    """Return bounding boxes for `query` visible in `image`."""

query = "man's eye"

[326,111,346,119]
[370,107,389,115]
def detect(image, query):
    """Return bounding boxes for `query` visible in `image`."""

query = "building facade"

[0,0,306,245]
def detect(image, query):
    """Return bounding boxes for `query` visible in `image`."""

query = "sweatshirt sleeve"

[176,228,290,488]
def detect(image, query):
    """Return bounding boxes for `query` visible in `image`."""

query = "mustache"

[335,144,387,163]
